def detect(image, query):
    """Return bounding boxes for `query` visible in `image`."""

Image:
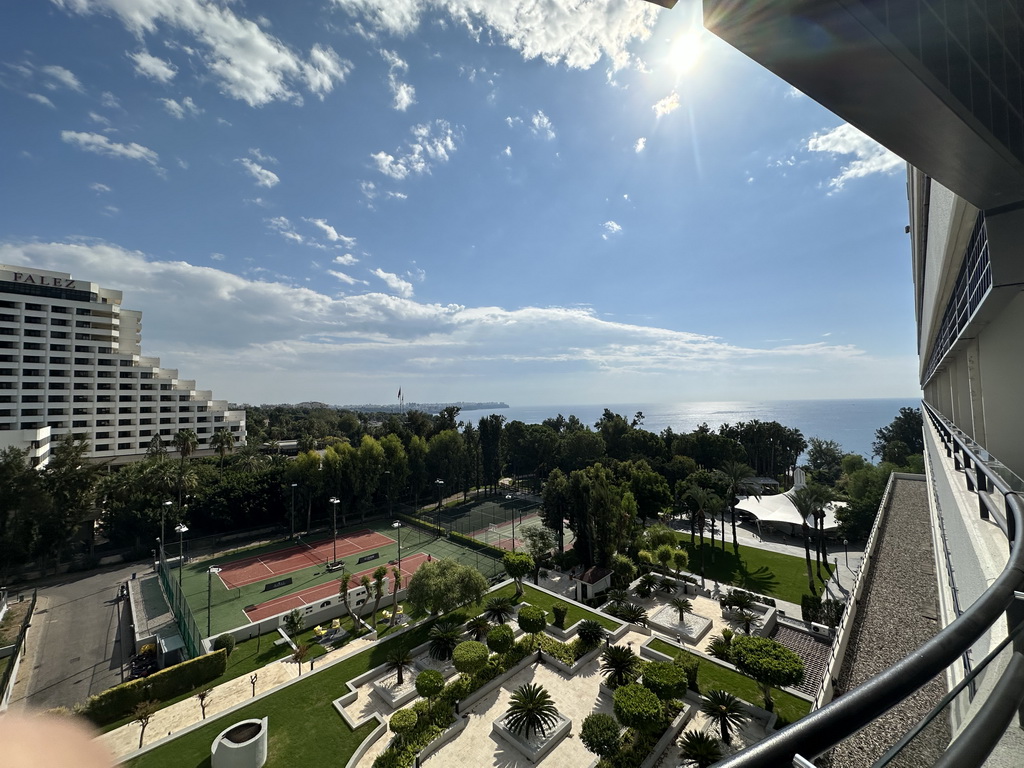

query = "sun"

[668,31,703,74]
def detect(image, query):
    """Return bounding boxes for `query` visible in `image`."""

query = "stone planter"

[492,711,571,763]
[371,672,419,709]
[211,717,268,768]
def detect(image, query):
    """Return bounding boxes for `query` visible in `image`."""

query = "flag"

[397,387,402,400]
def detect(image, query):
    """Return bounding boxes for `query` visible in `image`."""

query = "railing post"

[1007,494,1024,728]
[954,443,963,471]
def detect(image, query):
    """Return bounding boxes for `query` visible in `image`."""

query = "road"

[10,561,146,712]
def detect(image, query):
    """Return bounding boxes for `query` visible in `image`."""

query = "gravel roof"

[827,476,949,768]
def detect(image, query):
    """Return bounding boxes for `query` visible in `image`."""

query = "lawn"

[648,638,811,726]
[674,535,834,604]
[491,582,621,631]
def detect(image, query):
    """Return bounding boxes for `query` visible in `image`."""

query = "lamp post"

[506,494,516,552]
[843,538,849,568]
[392,521,402,576]
[329,497,340,565]
[290,483,297,537]
[384,470,392,518]
[161,500,172,562]
[207,566,222,638]
[175,523,189,583]
[434,479,444,533]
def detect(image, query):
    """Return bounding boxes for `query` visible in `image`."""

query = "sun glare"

[669,31,703,74]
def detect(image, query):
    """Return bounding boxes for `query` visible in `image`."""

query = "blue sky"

[1,0,919,407]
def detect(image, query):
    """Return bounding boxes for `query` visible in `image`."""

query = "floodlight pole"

[161,500,172,562]
[207,566,222,638]
[329,497,340,564]
[392,521,402,576]
[175,523,189,583]
[435,479,444,534]
[290,483,297,537]
[843,538,849,568]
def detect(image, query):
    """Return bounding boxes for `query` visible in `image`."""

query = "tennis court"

[242,552,432,622]
[215,528,394,590]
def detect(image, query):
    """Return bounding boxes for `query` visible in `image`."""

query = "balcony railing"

[716,401,1024,767]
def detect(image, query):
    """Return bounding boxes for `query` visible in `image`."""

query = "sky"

[0,0,921,408]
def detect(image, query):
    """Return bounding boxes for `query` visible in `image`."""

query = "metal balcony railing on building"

[716,401,1024,767]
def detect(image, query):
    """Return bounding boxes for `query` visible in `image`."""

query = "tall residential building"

[0,265,245,467]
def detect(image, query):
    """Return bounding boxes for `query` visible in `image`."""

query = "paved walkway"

[99,633,379,758]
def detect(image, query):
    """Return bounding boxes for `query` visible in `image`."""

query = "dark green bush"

[486,624,514,654]
[81,649,227,726]
[612,684,663,734]
[641,661,688,700]
[551,601,569,629]
[212,633,236,656]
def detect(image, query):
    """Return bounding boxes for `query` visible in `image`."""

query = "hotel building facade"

[0,265,245,467]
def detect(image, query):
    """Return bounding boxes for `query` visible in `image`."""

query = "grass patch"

[648,638,811,726]
[675,536,834,604]
[489,583,620,631]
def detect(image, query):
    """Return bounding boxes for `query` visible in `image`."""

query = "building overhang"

[701,0,1024,210]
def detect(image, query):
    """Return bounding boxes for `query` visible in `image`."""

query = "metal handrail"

[715,403,1024,767]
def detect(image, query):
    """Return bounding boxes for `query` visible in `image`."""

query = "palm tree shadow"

[733,559,779,595]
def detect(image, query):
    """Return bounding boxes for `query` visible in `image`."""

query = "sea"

[459,398,921,460]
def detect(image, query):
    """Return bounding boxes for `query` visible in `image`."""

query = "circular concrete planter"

[211,717,268,768]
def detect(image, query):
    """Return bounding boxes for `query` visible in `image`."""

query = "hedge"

[448,530,507,559]
[82,649,228,726]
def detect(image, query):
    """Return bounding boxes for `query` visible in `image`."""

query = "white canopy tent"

[734,493,844,535]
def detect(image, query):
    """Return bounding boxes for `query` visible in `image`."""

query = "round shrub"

[389,708,417,742]
[580,712,621,759]
[517,604,546,636]
[487,624,514,655]
[212,633,236,657]
[415,669,444,701]
[452,640,489,677]
[612,683,664,734]
[641,661,688,700]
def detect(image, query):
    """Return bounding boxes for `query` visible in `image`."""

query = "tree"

[283,609,304,638]
[576,619,606,649]
[504,683,560,739]
[721,460,759,548]
[487,623,515,654]
[790,486,820,595]
[452,640,489,677]
[133,700,159,749]
[641,660,688,700]
[194,685,214,719]
[600,644,641,689]
[172,428,199,509]
[389,708,417,744]
[406,558,488,615]
[337,570,354,619]
[872,406,923,458]
[610,602,648,627]
[612,683,663,734]
[369,565,388,627]
[521,525,557,584]
[502,551,534,599]
[731,609,762,636]
[211,429,235,468]
[670,596,693,625]
[517,604,547,647]
[389,566,402,627]
[730,635,805,712]
[292,643,311,674]
[806,437,844,486]
[581,712,621,760]
[386,646,414,687]
[415,669,444,718]
[428,617,462,661]
[678,729,723,768]
[483,595,516,625]
[706,628,735,662]
[701,689,748,745]
[466,615,492,641]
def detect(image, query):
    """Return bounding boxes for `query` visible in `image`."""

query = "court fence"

[156,556,203,659]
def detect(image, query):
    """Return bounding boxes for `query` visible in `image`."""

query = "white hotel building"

[0,265,245,467]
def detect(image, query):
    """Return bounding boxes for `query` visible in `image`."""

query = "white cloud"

[371,120,460,180]
[530,110,555,140]
[61,131,159,165]
[601,220,623,240]
[211,252,225,261]
[57,0,351,107]
[333,253,359,266]
[634,137,646,153]
[88,111,111,126]
[249,148,277,164]
[162,96,201,118]
[305,218,357,248]
[332,0,659,71]
[129,50,177,83]
[328,269,366,286]
[805,123,904,190]
[100,91,120,109]
[652,91,680,117]
[238,157,280,187]
[381,49,415,111]
[386,191,408,200]
[41,64,83,92]
[372,268,414,298]
[0,240,900,403]
[360,180,378,199]
[27,93,56,108]
[90,182,111,193]
[502,145,512,157]
[266,216,302,242]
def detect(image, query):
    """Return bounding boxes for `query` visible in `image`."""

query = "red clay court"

[242,552,432,622]
[216,528,395,590]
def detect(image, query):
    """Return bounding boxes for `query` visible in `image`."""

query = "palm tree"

[600,644,641,689]
[706,628,734,661]
[338,570,354,621]
[658,576,676,594]
[610,602,648,627]
[791,487,820,595]
[678,729,723,767]
[428,617,462,661]
[292,643,311,675]
[605,588,629,609]
[504,683,560,739]
[386,646,414,687]
[369,565,388,627]
[172,428,198,509]
[483,595,515,625]
[359,574,373,617]
[687,486,720,588]
[576,619,606,648]
[634,572,659,599]
[466,615,492,641]
[731,609,762,636]
[211,428,235,468]
[670,596,693,626]
[388,566,402,627]
[282,608,304,638]
[721,460,759,548]
[700,689,748,746]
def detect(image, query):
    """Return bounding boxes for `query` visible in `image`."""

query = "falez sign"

[7,271,78,288]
